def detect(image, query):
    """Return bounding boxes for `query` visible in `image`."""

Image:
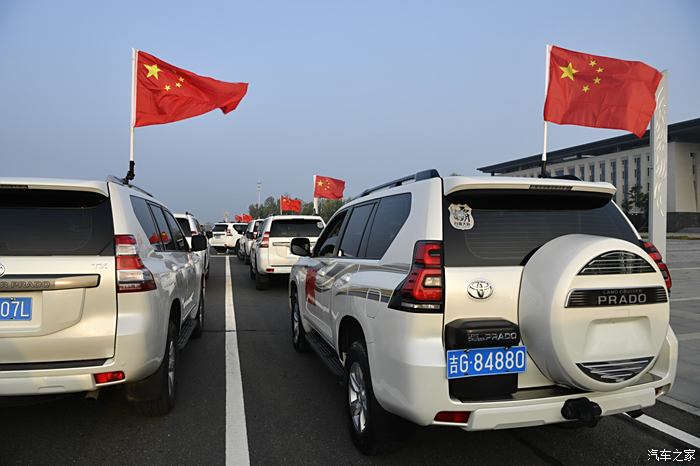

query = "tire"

[192,284,205,339]
[345,341,396,455]
[244,253,251,265]
[237,246,244,261]
[291,289,309,352]
[255,270,269,290]
[132,321,178,416]
[205,261,210,280]
[249,262,255,280]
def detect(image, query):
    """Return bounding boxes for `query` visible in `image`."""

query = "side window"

[338,203,375,258]
[130,196,164,251]
[314,210,349,257]
[365,194,411,259]
[149,205,178,251]
[164,210,189,251]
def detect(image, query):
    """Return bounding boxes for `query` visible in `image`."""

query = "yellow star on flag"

[178,77,185,82]
[596,67,604,73]
[144,63,162,79]
[582,85,590,93]
[594,76,601,85]
[559,62,578,81]
[164,85,171,91]
[176,82,182,88]
[589,59,597,67]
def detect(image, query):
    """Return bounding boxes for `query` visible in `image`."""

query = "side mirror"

[191,235,208,252]
[290,237,311,257]
[205,231,213,239]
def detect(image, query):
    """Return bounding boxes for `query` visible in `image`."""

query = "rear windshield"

[443,189,638,267]
[269,219,324,238]
[177,218,192,237]
[213,224,228,232]
[0,188,114,256]
[233,224,246,234]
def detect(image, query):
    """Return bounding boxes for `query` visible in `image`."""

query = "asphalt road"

[1,254,698,465]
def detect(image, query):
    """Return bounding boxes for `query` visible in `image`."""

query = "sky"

[1,0,699,223]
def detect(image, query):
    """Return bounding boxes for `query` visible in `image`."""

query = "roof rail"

[546,174,582,181]
[106,175,154,197]
[359,169,441,197]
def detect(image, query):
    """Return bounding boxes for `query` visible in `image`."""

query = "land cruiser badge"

[448,203,474,230]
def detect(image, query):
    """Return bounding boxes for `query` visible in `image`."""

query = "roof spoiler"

[359,169,441,197]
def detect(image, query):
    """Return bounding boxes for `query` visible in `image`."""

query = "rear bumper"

[210,237,236,248]
[0,291,167,396]
[370,326,678,428]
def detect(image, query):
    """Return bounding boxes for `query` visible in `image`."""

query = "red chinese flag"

[135,51,248,127]
[243,214,253,223]
[234,215,243,222]
[281,196,302,213]
[544,46,662,137]
[313,175,345,200]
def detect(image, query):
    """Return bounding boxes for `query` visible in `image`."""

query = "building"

[477,118,700,231]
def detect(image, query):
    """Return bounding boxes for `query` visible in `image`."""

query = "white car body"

[251,215,325,289]
[288,170,677,452]
[239,219,264,264]
[0,176,206,414]
[175,212,210,280]
[210,222,246,253]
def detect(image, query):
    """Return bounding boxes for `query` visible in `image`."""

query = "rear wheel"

[132,321,178,416]
[192,284,205,339]
[345,341,396,455]
[291,290,309,352]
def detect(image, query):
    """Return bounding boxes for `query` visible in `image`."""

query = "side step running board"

[176,318,197,350]
[306,332,344,382]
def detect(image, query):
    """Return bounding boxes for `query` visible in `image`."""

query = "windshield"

[0,188,114,256]
[443,189,638,267]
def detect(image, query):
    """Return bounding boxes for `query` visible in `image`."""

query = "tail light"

[388,240,443,312]
[434,411,470,424]
[641,241,672,290]
[226,228,233,236]
[191,230,198,236]
[94,371,125,384]
[115,235,157,293]
[259,232,270,248]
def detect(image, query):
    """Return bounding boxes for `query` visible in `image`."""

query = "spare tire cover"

[519,234,669,392]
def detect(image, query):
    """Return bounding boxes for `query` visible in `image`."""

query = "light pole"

[256,181,262,212]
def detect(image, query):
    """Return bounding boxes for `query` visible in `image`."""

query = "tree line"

[248,197,346,222]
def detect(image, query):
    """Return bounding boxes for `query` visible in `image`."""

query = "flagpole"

[312,175,319,214]
[125,48,137,183]
[541,44,552,178]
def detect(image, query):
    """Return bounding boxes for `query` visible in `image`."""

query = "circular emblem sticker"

[448,203,474,230]
[0,263,5,278]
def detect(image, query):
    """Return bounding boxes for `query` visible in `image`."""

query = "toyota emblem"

[467,280,493,300]
[0,263,5,278]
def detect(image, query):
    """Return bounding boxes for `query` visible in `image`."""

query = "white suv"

[175,212,210,280]
[210,222,247,254]
[238,219,264,264]
[288,170,677,454]
[250,215,325,290]
[0,176,207,415]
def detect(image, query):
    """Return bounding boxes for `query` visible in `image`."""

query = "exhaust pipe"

[84,390,100,401]
[561,397,602,427]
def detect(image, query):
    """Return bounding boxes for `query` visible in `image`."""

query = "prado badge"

[448,203,474,230]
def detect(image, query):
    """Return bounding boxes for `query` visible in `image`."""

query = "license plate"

[446,346,526,380]
[0,297,32,321]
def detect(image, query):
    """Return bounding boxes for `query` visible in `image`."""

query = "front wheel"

[291,290,309,352]
[345,341,396,455]
[192,284,205,339]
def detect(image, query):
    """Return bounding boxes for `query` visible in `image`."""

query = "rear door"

[268,218,325,267]
[0,186,117,364]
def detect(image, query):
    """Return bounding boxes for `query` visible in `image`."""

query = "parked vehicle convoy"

[175,212,210,280]
[288,169,677,454]
[210,222,246,254]
[239,219,264,264]
[0,176,208,415]
[250,215,325,290]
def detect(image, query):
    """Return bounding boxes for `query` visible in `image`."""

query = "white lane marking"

[670,267,700,271]
[676,332,700,342]
[225,257,250,466]
[660,396,700,417]
[671,297,700,302]
[634,414,700,448]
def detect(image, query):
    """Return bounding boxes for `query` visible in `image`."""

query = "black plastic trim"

[0,358,107,371]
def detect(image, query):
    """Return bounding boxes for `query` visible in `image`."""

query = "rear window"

[233,224,247,234]
[177,218,192,237]
[0,188,114,256]
[443,189,638,267]
[269,219,324,238]
[213,224,228,232]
